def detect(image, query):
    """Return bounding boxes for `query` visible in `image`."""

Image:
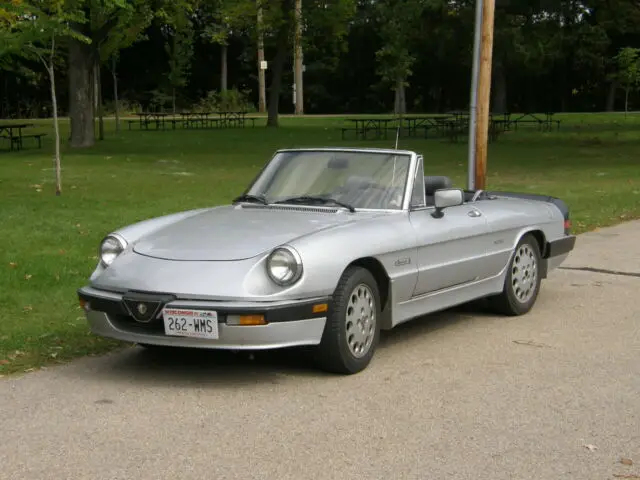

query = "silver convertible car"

[78,147,576,374]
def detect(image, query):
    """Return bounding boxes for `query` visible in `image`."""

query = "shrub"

[193,88,256,113]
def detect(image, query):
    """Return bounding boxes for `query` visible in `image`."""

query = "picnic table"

[512,112,560,131]
[127,111,256,131]
[341,118,396,140]
[178,112,219,129]
[400,115,456,138]
[0,123,46,151]
[129,112,172,130]
[218,111,256,128]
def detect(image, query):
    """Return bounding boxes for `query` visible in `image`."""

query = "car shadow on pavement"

[73,300,497,387]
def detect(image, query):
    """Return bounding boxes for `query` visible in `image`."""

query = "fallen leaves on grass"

[23,305,33,312]
[0,360,9,365]
[9,262,17,268]
[24,274,32,280]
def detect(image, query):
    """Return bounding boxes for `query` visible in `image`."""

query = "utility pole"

[257,1,266,113]
[467,0,495,191]
[293,0,304,115]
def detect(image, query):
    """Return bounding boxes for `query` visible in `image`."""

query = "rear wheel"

[314,266,381,374]
[490,233,542,316]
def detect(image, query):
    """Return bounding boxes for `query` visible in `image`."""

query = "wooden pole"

[473,0,495,190]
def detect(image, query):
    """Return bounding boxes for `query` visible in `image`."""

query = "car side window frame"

[409,155,427,211]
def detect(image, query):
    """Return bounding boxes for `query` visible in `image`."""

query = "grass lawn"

[1,112,640,376]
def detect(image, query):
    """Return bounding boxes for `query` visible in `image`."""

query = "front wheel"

[490,233,542,316]
[314,266,381,374]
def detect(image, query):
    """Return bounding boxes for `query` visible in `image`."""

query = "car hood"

[131,205,370,261]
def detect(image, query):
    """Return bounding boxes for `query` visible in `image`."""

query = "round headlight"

[99,234,127,267]
[266,247,303,286]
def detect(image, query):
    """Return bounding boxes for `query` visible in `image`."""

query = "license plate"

[162,308,219,339]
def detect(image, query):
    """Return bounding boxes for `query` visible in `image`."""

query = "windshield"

[245,150,412,210]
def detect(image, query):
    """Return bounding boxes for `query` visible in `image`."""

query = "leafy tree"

[157,3,196,113]
[373,0,442,115]
[196,0,239,92]
[66,0,155,148]
[258,0,356,126]
[610,47,640,114]
[1,0,90,195]
[92,1,153,134]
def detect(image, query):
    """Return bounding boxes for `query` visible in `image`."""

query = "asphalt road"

[2,221,639,480]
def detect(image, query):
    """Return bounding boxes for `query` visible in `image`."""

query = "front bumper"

[78,286,330,350]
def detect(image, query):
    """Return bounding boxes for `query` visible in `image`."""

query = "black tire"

[490,233,542,316]
[314,266,381,374]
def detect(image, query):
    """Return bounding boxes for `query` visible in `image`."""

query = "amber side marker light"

[79,299,90,312]
[239,315,267,326]
[313,303,328,313]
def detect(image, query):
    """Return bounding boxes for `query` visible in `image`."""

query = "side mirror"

[432,188,464,218]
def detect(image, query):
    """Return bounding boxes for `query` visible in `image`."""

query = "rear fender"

[484,190,571,234]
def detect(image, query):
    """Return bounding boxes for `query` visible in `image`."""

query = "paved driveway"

[1,222,639,480]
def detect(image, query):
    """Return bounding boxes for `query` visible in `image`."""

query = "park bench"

[0,123,44,150]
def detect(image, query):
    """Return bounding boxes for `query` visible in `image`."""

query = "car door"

[408,203,491,297]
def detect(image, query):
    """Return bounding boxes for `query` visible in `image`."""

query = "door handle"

[468,209,482,217]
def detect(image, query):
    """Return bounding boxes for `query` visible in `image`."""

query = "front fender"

[286,213,419,301]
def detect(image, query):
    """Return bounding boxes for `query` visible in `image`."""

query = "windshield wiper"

[273,195,356,212]
[232,194,268,205]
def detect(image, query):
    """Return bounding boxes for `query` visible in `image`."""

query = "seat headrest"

[424,175,453,195]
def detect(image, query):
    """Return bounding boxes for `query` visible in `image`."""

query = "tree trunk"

[491,60,507,113]
[172,87,176,114]
[257,4,267,113]
[606,80,617,112]
[95,61,104,141]
[68,39,95,148]
[625,87,629,117]
[112,57,120,133]
[47,63,61,196]
[394,78,406,115]
[293,0,304,115]
[267,8,290,128]
[221,44,228,92]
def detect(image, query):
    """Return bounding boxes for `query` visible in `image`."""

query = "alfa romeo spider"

[77,147,576,374]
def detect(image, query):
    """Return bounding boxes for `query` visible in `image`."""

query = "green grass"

[1,112,640,375]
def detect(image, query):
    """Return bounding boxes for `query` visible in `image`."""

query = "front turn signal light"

[227,314,267,326]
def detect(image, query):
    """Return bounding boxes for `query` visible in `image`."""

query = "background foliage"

[2,0,640,118]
